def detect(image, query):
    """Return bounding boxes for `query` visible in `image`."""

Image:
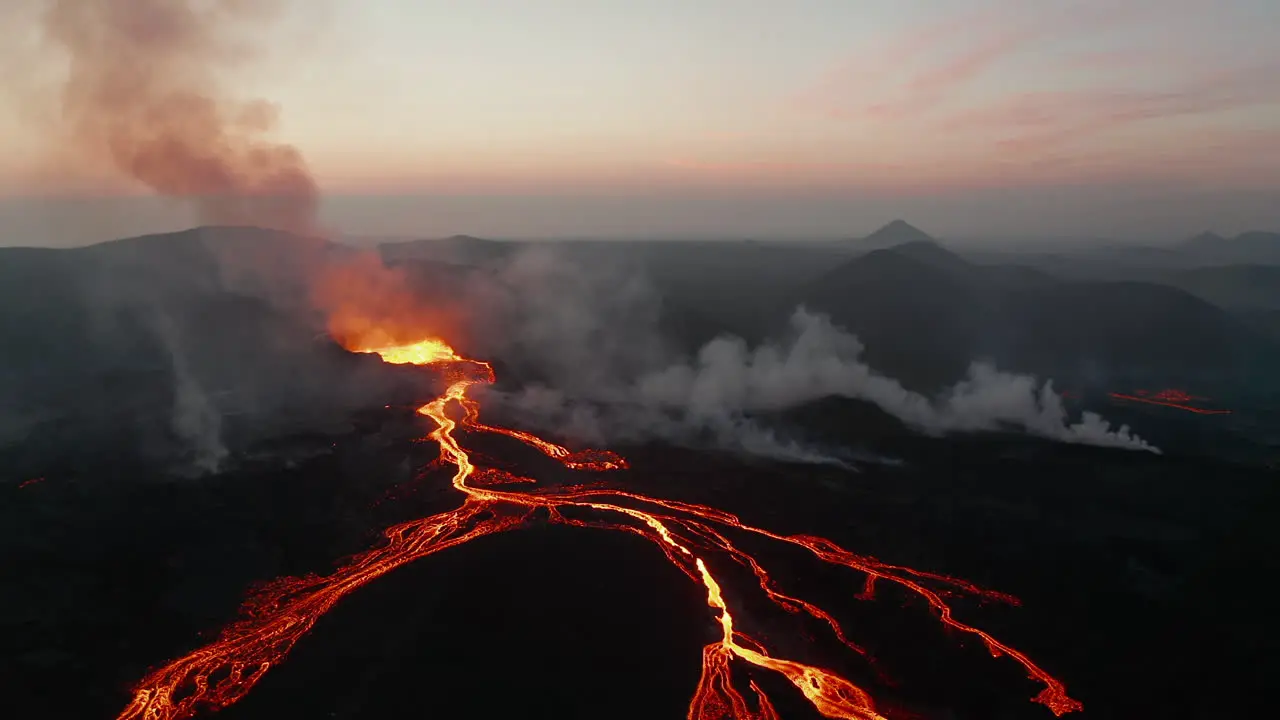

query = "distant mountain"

[1182,231,1227,251]
[856,220,935,250]
[1180,230,1280,265]
[380,234,515,265]
[1234,231,1280,253]
[998,281,1267,382]
[792,242,1278,392]
[883,239,966,271]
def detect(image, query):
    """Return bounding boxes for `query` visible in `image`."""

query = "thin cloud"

[940,63,1280,155]
[783,0,1278,188]
[860,30,1035,121]
[797,28,1014,119]
[796,1,1154,122]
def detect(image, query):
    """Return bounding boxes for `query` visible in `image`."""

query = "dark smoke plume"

[41,0,317,234]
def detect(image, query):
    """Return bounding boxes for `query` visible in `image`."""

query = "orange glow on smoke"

[116,338,1081,720]
[310,253,461,353]
[1108,388,1232,415]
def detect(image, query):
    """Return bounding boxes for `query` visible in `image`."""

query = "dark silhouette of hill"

[885,239,1060,290]
[798,241,1004,389]
[882,239,968,272]
[998,281,1270,383]
[380,234,516,266]
[1235,231,1280,251]
[793,241,1278,391]
[962,232,1280,285]
[0,228,435,472]
[1180,230,1280,265]
[1183,231,1226,249]
[855,219,935,250]
[1166,265,1280,310]
[765,395,915,449]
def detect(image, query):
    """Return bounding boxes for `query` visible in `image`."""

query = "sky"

[1,0,1278,246]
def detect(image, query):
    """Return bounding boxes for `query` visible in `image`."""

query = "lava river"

[116,339,1082,720]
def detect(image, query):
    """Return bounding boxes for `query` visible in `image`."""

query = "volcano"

[855,221,935,251]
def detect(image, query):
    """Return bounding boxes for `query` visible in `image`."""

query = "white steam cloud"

[465,246,1157,460]
[634,309,1155,452]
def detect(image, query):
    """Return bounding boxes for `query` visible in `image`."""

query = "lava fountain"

[116,338,1082,720]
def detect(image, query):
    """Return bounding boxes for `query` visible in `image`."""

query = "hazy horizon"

[3,188,1278,249]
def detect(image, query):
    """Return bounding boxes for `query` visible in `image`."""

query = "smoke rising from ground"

[470,246,1157,457]
[634,310,1155,452]
[148,310,229,474]
[38,0,317,234]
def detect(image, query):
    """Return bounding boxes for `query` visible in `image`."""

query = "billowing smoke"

[469,246,1157,458]
[16,1,456,474]
[32,0,442,342]
[39,0,318,234]
[23,0,323,473]
[632,310,1155,452]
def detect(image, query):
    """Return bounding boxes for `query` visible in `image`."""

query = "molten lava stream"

[116,339,1082,720]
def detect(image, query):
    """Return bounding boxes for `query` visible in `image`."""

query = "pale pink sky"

[1,0,1277,245]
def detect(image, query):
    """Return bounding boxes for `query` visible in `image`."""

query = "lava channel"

[116,338,1082,720]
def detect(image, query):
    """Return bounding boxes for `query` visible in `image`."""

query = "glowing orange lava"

[116,339,1081,720]
[363,337,461,366]
[1108,388,1232,415]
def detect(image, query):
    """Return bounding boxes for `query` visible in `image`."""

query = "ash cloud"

[11,2,447,474]
[39,0,318,235]
[22,0,325,473]
[469,246,1157,458]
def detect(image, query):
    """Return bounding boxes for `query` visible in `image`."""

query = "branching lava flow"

[116,339,1082,720]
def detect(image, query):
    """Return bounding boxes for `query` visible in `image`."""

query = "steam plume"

[471,247,1157,458]
[633,310,1156,452]
[40,0,317,234]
